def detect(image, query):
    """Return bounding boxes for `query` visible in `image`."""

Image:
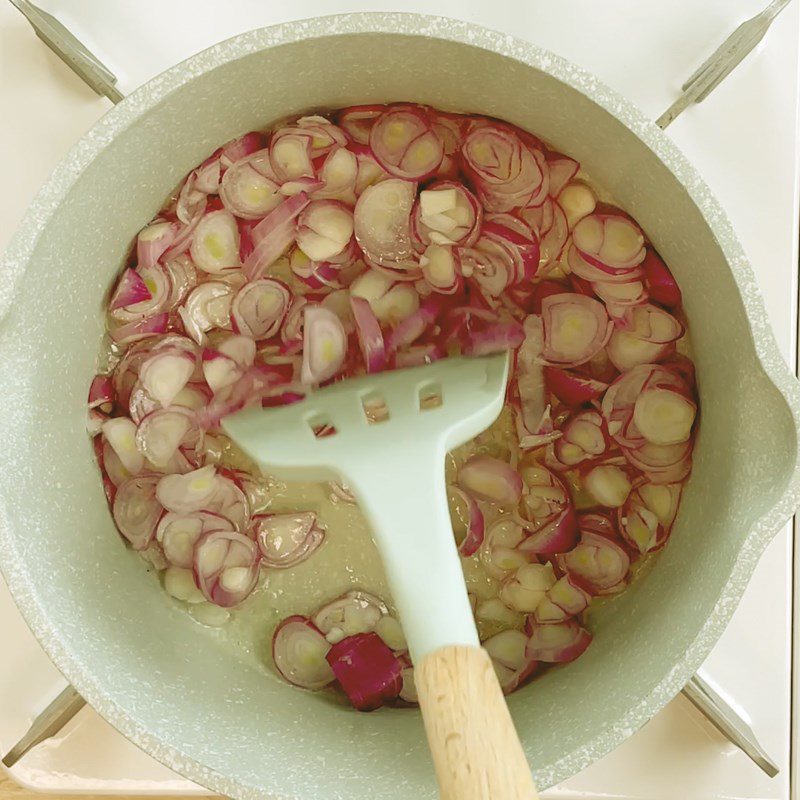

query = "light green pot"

[1,13,798,800]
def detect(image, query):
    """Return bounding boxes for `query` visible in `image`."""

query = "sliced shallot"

[573,213,646,272]
[484,629,539,693]
[554,410,608,467]
[272,616,335,690]
[633,387,696,445]
[88,375,114,412]
[462,123,544,212]
[156,509,229,568]
[203,474,251,530]
[109,313,169,345]
[313,590,387,642]
[583,464,632,508]
[156,465,218,514]
[242,193,309,281]
[135,407,199,468]
[337,104,383,144]
[412,181,481,248]
[447,484,485,556]
[480,517,528,580]
[219,159,281,219]
[109,269,152,312]
[518,506,579,556]
[641,247,682,308]
[190,210,241,274]
[193,528,260,607]
[112,475,162,550]
[179,282,235,344]
[231,278,291,340]
[533,575,591,624]
[420,244,462,295]
[525,619,592,663]
[559,181,597,228]
[314,146,358,202]
[369,105,444,180]
[301,305,347,384]
[214,334,256,367]
[618,481,681,554]
[546,153,579,197]
[350,295,386,373]
[202,349,242,393]
[296,200,354,262]
[513,316,548,438]
[558,530,630,595]
[102,417,144,475]
[353,178,417,269]
[541,293,612,367]
[136,221,176,271]
[458,455,523,507]
[499,562,556,613]
[253,512,325,569]
[139,347,196,407]
[220,131,264,165]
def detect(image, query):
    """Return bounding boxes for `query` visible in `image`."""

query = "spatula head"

[222,352,510,482]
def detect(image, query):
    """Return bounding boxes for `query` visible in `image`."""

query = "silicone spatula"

[223,352,538,800]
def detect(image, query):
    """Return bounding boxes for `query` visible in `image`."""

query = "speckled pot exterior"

[0,13,798,800]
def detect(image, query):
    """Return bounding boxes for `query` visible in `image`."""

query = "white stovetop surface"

[0,1,798,798]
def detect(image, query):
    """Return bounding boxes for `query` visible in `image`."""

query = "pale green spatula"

[223,352,539,800]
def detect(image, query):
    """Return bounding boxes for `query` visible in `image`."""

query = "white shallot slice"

[135,407,200,468]
[541,293,612,367]
[137,220,176,270]
[112,475,162,550]
[295,200,354,262]
[102,417,144,475]
[253,512,325,569]
[558,530,630,595]
[573,213,646,272]
[217,334,256,367]
[633,388,696,446]
[480,516,527,580]
[219,159,281,219]
[457,455,523,507]
[499,562,556,613]
[583,464,632,508]
[313,590,388,643]
[193,529,260,607]
[533,575,591,624]
[190,210,241,274]
[231,278,291,340]
[354,178,416,268]
[203,474,250,531]
[163,566,205,603]
[301,305,347,385]
[156,509,229,568]
[369,105,443,180]
[156,465,218,514]
[139,347,197,407]
[525,619,592,663]
[201,349,242,394]
[272,616,335,689]
[179,282,235,344]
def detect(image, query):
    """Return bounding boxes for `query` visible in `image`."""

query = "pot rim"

[1,12,798,797]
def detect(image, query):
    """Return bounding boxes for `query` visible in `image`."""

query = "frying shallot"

[92,103,697,712]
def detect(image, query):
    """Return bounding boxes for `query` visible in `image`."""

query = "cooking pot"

[1,13,798,800]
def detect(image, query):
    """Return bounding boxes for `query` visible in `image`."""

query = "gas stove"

[0,1,797,798]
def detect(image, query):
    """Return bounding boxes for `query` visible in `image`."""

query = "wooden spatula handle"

[415,645,539,800]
